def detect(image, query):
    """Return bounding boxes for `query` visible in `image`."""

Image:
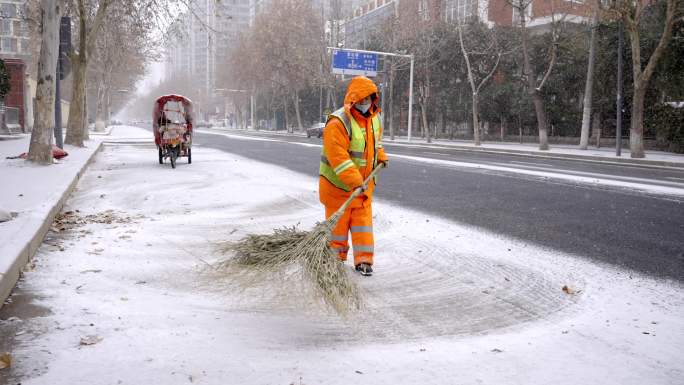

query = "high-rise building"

[165,0,250,115]
[343,0,397,49]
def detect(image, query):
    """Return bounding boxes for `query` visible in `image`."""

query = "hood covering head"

[344,76,379,114]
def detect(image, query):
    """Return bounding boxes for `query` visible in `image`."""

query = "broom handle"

[333,164,385,217]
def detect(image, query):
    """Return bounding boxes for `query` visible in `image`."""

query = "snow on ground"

[0,134,103,298]
[0,126,682,385]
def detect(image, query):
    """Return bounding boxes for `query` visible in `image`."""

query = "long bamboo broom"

[221,164,385,314]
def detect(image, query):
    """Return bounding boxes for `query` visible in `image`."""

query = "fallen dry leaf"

[0,353,11,369]
[562,285,581,295]
[79,335,103,346]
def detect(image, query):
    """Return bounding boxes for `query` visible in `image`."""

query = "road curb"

[383,141,684,170]
[0,141,104,309]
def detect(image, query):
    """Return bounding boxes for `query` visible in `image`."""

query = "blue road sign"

[331,49,378,77]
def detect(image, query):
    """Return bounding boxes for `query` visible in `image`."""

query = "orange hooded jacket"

[319,76,388,208]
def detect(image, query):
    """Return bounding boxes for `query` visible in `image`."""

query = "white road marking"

[511,160,554,167]
[393,153,684,197]
[425,151,456,157]
[666,176,684,181]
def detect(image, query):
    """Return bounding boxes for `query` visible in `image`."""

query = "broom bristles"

[219,214,362,314]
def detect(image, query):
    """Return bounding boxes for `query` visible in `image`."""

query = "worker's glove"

[355,183,368,194]
[379,159,389,169]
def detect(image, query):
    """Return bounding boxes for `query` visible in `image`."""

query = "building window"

[1,37,16,53]
[418,0,429,21]
[446,0,476,24]
[1,19,10,35]
[1,3,16,18]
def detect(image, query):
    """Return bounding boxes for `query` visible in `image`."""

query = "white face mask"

[355,101,371,114]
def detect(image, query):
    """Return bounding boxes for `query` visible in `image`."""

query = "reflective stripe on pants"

[325,203,374,266]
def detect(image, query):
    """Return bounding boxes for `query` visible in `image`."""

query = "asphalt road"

[194,129,684,281]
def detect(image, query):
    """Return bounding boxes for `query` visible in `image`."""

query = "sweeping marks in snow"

[2,141,680,385]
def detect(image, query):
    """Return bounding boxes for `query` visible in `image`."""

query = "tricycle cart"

[153,94,193,168]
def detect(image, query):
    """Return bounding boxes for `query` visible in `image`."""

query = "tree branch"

[639,0,676,86]
[457,25,477,93]
[477,52,501,93]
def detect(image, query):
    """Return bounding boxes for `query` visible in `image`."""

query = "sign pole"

[55,60,62,148]
[327,47,414,142]
[408,55,414,142]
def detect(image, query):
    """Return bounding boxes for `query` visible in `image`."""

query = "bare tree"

[457,23,503,146]
[27,0,63,164]
[602,0,678,158]
[64,0,111,146]
[579,1,600,150]
[229,0,323,133]
[396,0,446,143]
[90,2,149,130]
[508,0,562,150]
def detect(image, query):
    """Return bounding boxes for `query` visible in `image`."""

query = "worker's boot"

[355,263,373,276]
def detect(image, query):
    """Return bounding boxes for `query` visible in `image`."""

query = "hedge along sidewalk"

[0,133,106,308]
[383,137,684,169]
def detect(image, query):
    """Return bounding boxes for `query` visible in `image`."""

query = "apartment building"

[166,0,251,113]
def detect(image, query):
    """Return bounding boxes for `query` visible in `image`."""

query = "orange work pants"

[325,203,374,266]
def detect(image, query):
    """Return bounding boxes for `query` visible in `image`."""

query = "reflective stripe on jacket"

[319,107,382,192]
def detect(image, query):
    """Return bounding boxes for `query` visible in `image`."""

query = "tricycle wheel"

[158,146,163,164]
[187,147,192,164]
[170,147,177,169]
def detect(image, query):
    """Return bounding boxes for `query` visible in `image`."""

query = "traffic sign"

[331,49,378,77]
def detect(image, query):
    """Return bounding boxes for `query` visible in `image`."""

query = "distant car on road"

[306,122,325,138]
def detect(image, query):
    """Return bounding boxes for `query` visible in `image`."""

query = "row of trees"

[224,0,683,157]
[223,0,328,133]
[27,0,169,164]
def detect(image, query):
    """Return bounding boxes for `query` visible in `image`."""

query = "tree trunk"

[622,0,676,158]
[293,89,303,132]
[94,81,106,132]
[531,90,549,150]
[580,7,599,150]
[592,110,601,148]
[520,8,549,151]
[421,100,430,144]
[104,84,111,125]
[283,95,289,132]
[28,0,62,164]
[65,54,86,146]
[630,86,646,158]
[440,111,446,136]
[472,92,480,146]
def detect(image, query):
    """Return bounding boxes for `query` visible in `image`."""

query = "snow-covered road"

[1,127,682,384]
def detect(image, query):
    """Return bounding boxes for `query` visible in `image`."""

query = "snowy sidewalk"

[0,133,109,305]
[0,126,145,305]
[0,126,682,385]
